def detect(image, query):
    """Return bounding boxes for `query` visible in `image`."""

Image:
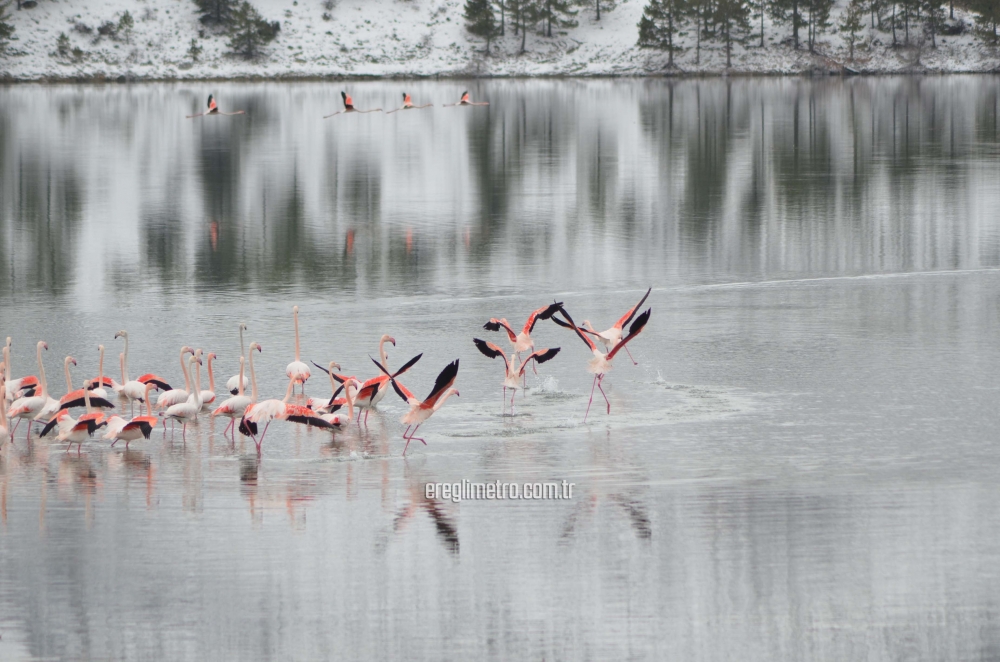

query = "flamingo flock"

[190,91,489,120]
[1,290,652,456]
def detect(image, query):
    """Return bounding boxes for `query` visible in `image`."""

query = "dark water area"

[0,77,999,660]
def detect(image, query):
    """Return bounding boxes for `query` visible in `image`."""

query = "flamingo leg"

[502,387,506,414]
[597,375,610,414]
[625,345,638,365]
[257,421,271,453]
[26,422,31,442]
[510,388,516,415]
[364,409,370,426]
[584,375,598,423]
[111,439,118,447]
[11,419,20,437]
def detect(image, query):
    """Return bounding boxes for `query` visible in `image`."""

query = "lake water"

[1,77,1000,660]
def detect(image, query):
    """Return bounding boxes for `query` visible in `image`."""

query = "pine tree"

[538,0,577,36]
[839,0,865,59]
[464,0,498,52]
[637,0,688,67]
[751,0,767,46]
[228,1,276,59]
[57,32,71,57]
[769,0,804,48]
[118,10,134,46]
[196,0,239,26]
[922,0,945,47]
[0,0,14,53]
[971,0,1000,43]
[713,0,750,66]
[589,0,618,21]
[804,0,833,52]
[188,37,203,61]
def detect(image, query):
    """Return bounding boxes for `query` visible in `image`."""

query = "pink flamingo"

[4,338,39,402]
[286,306,311,393]
[443,91,489,107]
[213,344,260,437]
[156,346,197,411]
[556,305,651,422]
[106,382,160,450]
[473,339,560,414]
[387,92,433,114]
[375,359,460,455]
[162,355,202,439]
[6,341,51,440]
[552,288,651,365]
[324,91,382,118]
[187,94,246,118]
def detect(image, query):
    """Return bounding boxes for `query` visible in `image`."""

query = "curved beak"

[114,332,122,339]
[42,342,49,351]
[389,337,396,346]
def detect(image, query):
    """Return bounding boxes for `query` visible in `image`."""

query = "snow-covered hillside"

[0,0,997,80]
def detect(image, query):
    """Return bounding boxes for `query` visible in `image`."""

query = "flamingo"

[375,359,460,455]
[286,306,311,393]
[4,338,39,402]
[551,288,651,366]
[57,380,111,454]
[213,355,253,437]
[33,355,75,422]
[307,360,348,413]
[162,355,203,439]
[555,305,651,422]
[116,330,172,415]
[106,382,160,450]
[352,351,422,425]
[226,322,250,395]
[324,91,382,118]
[55,351,115,414]
[241,378,296,453]
[443,91,490,107]
[186,94,246,118]
[387,92,433,114]
[156,346,196,410]
[7,341,51,440]
[318,378,362,426]
[483,302,564,384]
[200,351,218,409]
[473,339,560,414]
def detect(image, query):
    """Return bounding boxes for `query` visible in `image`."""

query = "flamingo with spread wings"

[324,91,382,118]
[375,358,460,455]
[473,339,560,414]
[387,92,433,114]
[187,94,246,118]
[555,305,651,422]
[443,91,489,107]
[551,288,651,365]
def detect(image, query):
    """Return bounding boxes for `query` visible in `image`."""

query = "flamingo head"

[208,352,217,361]
[293,305,299,314]
[381,334,396,347]
[39,341,48,351]
[328,361,341,372]
[67,357,77,367]
[98,344,104,352]
[115,330,127,340]
[240,322,247,331]
[251,342,262,353]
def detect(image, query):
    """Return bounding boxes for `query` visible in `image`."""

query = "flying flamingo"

[483,302,563,384]
[551,288,651,365]
[443,91,490,107]
[156,346,196,410]
[324,91,382,118]
[186,94,246,118]
[106,383,160,450]
[6,341,51,441]
[226,323,250,395]
[4,338,39,402]
[214,342,261,438]
[387,92,433,114]
[163,355,203,439]
[116,330,172,415]
[473,339,560,414]
[200,351,218,409]
[56,380,110,454]
[286,306,311,393]
[555,305,651,422]
[351,351,423,425]
[375,359,460,455]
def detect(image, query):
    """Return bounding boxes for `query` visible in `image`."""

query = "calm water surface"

[1,77,1000,660]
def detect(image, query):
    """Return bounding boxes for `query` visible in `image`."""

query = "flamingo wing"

[137,374,172,391]
[422,360,459,409]
[473,338,509,371]
[519,347,561,376]
[59,395,115,411]
[483,319,517,343]
[524,302,564,334]
[390,379,417,404]
[555,308,598,352]
[615,287,652,330]
[607,309,651,360]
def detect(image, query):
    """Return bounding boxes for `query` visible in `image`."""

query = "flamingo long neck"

[433,389,459,412]
[64,358,73,393]
[192,361,203,407]
[327,368,337,395]
[144,384,155,417]
[180,348,192,392]
[379,338,389,369]
[239,326,246,360]
[119,353,126,385]
[98,346,105,388]
[82,380,93,414]
[294,310,302,362]
[237,358,245,397]
[0,386,7,427]
[206,356,216,392]
[344,381,358,421]
[4,342,10,381]
[122,334,130,381]
[249,349,258,403]
[37,343,48,398]
[282,379,295,404]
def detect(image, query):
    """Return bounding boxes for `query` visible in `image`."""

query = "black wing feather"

[425,360,459,403]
